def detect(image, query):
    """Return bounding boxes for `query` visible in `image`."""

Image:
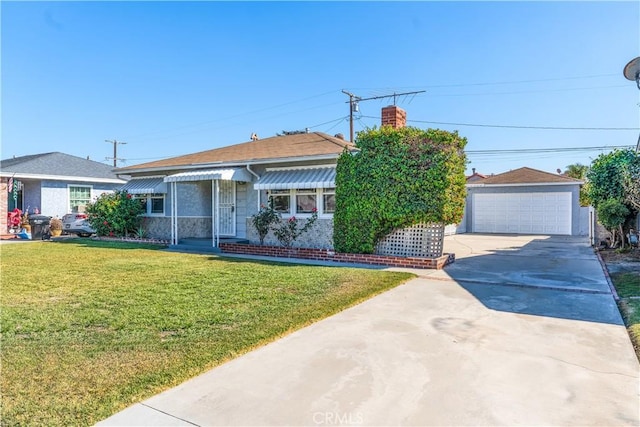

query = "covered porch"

[164,168,255,248]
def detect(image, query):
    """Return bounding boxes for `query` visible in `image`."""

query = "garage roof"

[480,167,582,185]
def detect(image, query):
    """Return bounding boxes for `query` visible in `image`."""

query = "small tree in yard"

[86,190,144,237]
[597,198,630,249]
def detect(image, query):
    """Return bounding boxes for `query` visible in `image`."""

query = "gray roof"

[0,152,123,182]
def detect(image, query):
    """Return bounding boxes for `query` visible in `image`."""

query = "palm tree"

[563,163,588,179]
[564,163,590,206]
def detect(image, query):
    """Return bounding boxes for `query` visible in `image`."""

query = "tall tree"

[564,163,588,179]
[623,155,640,212]
[334,126,467,254]
[586,149,636,209]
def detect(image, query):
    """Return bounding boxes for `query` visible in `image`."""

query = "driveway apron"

[98,235,639,426]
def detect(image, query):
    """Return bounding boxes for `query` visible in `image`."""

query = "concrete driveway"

[98,234,639,426]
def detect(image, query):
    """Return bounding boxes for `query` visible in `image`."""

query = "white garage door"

[472,192,572,235]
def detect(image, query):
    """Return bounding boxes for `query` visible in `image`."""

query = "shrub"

[334,126,467,254]
[86,190,144,237]
[251,203,280,245]
[272,209,318,247]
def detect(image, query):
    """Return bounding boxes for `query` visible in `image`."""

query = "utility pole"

[342,89,426,142]
[341,90,360,142]
[105,139,127,167]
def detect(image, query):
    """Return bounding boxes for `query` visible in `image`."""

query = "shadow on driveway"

[440,235,622,325]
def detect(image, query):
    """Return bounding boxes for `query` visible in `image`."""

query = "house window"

[135,194,165,215]
[296,188,317,213]
[269,189,290,213]
[266,188,335,216]
[323,188,336,213]
[69,185,92,213]
[150,196,164,214]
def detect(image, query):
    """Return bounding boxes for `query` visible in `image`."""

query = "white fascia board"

[118,154,342,176]
[466,181,582,188]
[265,164,336,172]
[0,172,126,184]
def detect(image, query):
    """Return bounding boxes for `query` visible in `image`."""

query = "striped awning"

[164,168,253,183]
[254,167,336,190]
[120,177,167,194]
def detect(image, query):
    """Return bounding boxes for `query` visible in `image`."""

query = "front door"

[218,180,235,236]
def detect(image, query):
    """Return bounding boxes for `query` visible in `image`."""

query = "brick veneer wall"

[219,243,455,269]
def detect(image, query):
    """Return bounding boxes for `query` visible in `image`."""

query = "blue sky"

[2,1,639,175]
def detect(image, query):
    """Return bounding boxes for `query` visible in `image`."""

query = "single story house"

[463,167,589,236]
[115,128,362,248]
[1,152,126,231]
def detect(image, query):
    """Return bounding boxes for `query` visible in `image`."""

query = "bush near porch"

[1,240,413,426]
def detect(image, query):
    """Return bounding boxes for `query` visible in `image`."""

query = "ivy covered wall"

[333,126,467,254]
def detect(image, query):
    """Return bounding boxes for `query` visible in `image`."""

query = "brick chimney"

[381,105,406,128]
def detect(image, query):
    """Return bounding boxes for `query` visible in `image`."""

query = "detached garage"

[465,167,584,236]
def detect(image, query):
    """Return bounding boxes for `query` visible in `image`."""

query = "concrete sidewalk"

[98,235,640,426]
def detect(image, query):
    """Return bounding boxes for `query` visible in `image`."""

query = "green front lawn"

[611,271,640,358]
[1,240,413,426]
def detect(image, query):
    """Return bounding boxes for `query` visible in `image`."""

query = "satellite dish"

[623,56,640,89]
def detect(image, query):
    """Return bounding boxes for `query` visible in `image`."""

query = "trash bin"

[29,215,51,240]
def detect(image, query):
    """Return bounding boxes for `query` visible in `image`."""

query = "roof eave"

[0,172,125,184]
[116,153,349,176]
[467,181,583,188]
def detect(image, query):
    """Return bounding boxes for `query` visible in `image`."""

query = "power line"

[342,90,426,141]
[122,90,338,141]
[324,117,347,134]
[349,73,619,91]
[307,116,349,129]
[425,84,629,97]
[359,115,638,131]
[467,145,634,155]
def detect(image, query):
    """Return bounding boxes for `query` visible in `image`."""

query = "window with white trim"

[69,185,92,213]
[323,188,336,213]
[270,189,291,213]
[296,188,317,213]
[134,194,165,215]
[267,188,335,216]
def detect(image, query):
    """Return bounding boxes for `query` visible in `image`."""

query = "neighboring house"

[466,167,487,183]
[1,152,126,232]
[463,167,589,236]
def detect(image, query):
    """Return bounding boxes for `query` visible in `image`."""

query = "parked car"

[62,213,95,237]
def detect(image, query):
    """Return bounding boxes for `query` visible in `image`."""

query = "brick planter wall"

[219,243,454,269]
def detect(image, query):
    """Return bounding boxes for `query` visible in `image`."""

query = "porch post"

[211,179,215,248]
[171,181,178,245]
[215,180,220,248]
